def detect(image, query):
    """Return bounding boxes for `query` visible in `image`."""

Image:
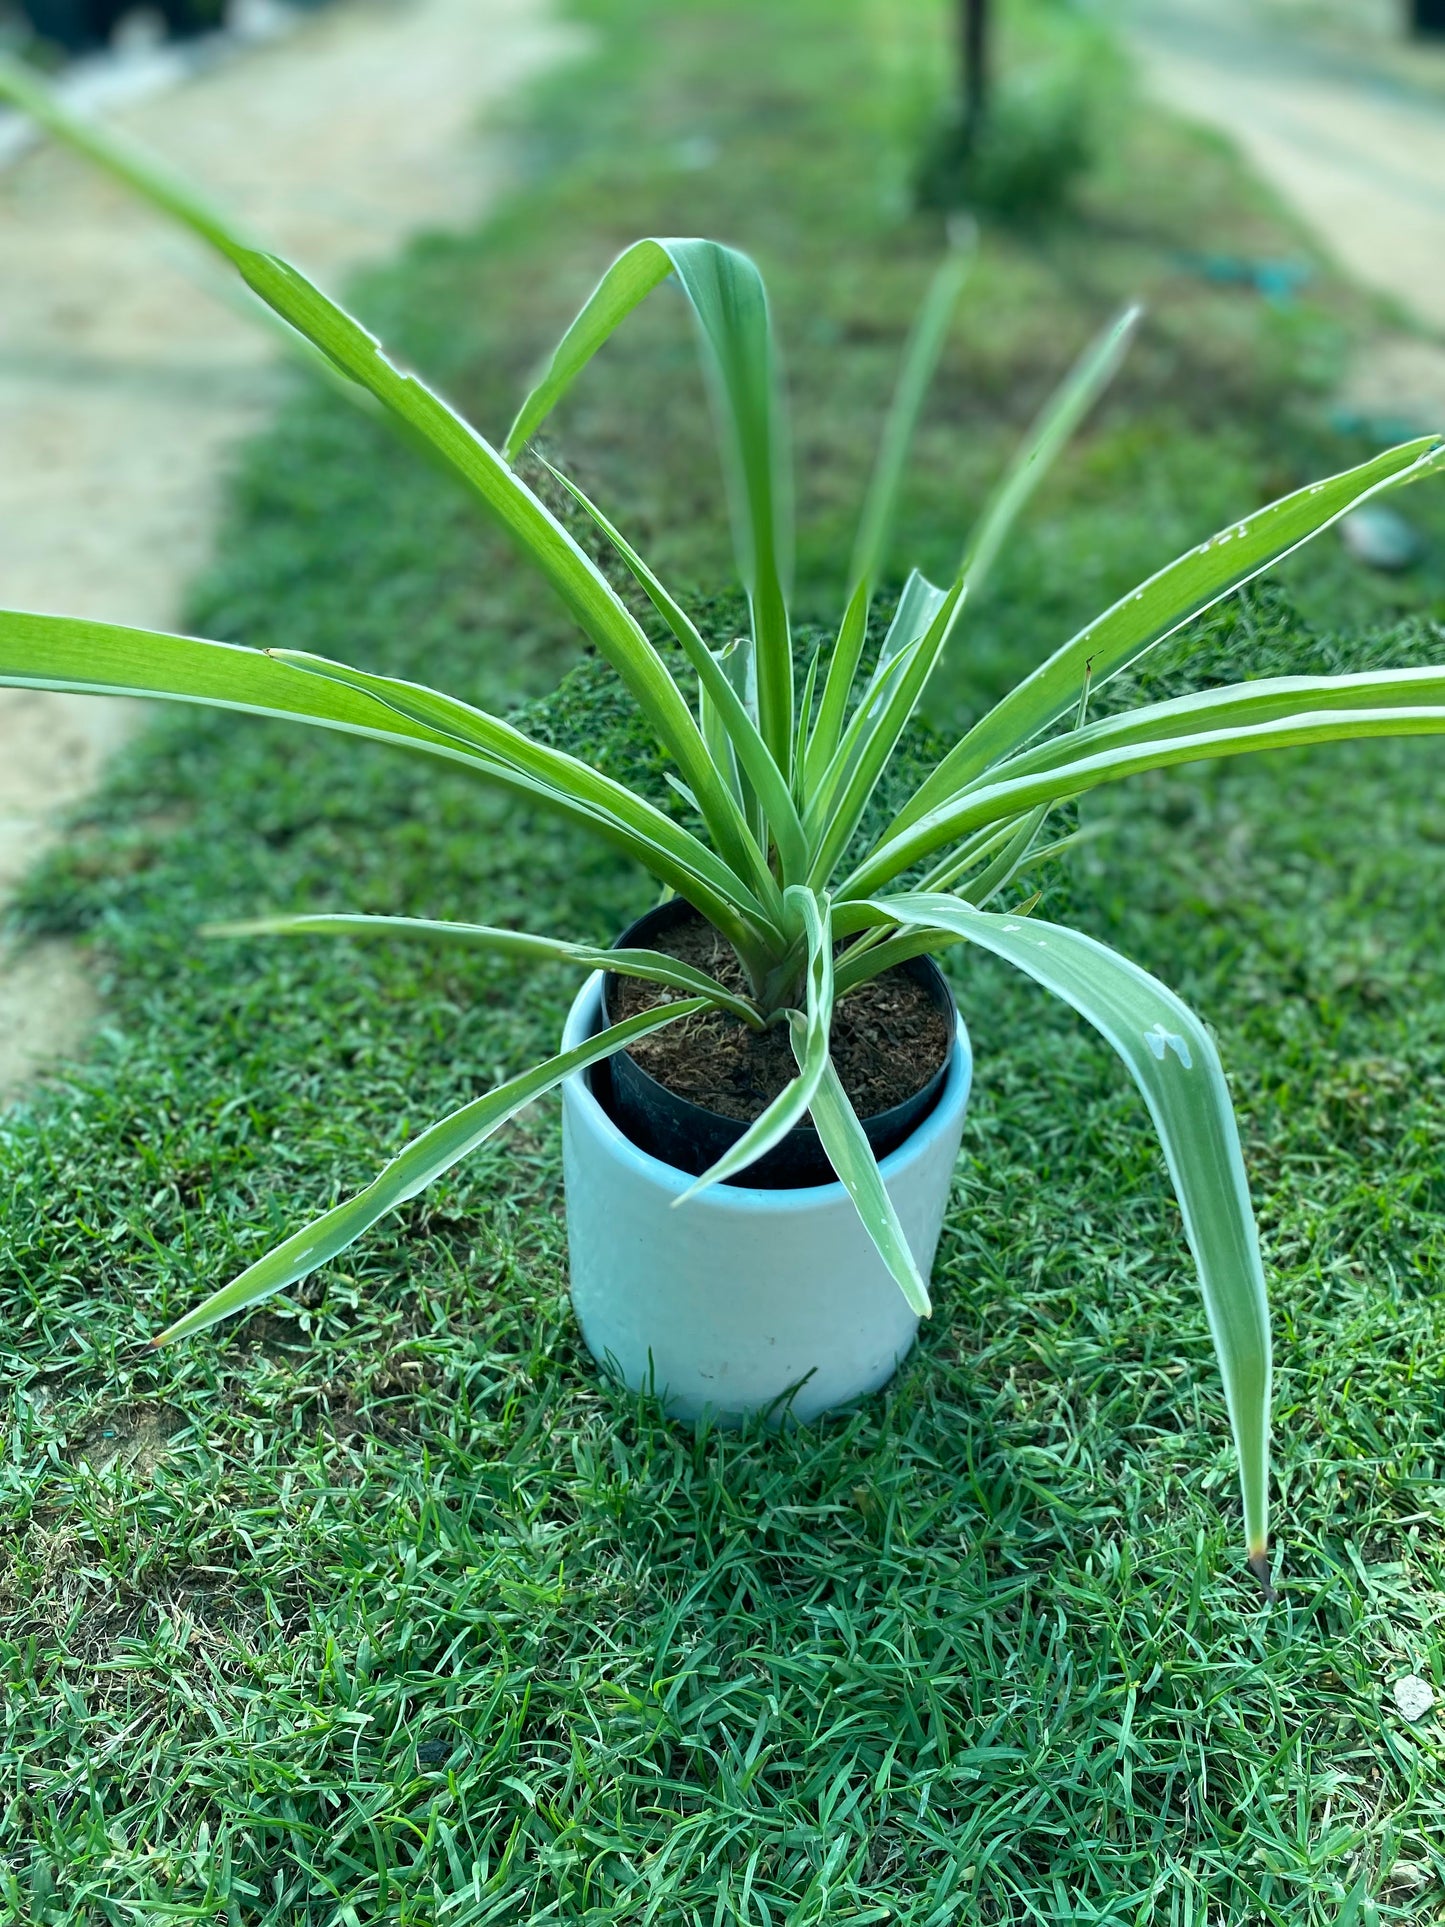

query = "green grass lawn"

[4,0,1445,1919]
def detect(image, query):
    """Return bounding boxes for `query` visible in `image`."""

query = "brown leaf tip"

[1247,1548,1277,1603]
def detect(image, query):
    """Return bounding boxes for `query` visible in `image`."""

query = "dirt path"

[0,0,574,1092]
[1125,0,1445,427]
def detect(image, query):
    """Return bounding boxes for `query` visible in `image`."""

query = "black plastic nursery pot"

[598,898,957,1189]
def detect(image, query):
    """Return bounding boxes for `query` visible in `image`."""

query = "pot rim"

[601,897,959,1169]
[562,971,973,1213]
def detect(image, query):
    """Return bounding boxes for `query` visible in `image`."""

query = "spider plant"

[4,63,1445,1588]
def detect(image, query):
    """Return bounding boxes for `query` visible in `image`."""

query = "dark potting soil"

[607,908,952,1125]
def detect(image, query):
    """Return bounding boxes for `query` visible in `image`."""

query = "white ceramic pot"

[560,972,973,1422]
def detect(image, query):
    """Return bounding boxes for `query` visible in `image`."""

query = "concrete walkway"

[0,0,573,1091]
[1125,0,1445,426]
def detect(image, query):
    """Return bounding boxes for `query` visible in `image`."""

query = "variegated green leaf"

[674,886,833,1198]
[505,236,794,770]
[848,675,1445,896]
[270,648,782,957]
[152,999,710,1346]
[959,305,1139,603]
[792,1014,932,1317]
[205,913,762,1026]
[848,244,972,594]
[893,435,1445,831]
[536,457,807,887]
[865,891,1272,1571]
